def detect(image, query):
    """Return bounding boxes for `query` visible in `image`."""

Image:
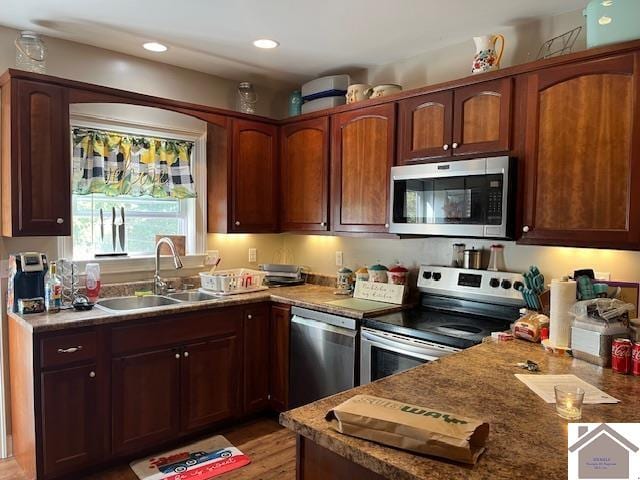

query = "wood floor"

[0,418,295,480]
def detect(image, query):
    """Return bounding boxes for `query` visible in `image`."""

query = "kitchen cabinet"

[111,348,181,456]
[269,304,291,412]
[181,335,241,432]
[519,53,640,249]
[331,103,396,233]
[280,117,330,231]
[1,77,70,236]
[243,304,270,414]
[397,78,511,163]
[231,119,279,232]
[40,364,102,478]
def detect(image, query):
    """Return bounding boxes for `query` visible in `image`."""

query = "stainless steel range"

[360,265,524,384]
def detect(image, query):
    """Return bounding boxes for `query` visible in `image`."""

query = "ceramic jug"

[472,34,505,74]
[346,84,373,104]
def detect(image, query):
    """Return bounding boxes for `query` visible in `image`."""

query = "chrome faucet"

[153,237,184,294]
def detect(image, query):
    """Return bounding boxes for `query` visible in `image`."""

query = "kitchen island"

[280,339,640,480]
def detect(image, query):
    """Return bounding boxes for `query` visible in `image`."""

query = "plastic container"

[199,268,267,295]
[584,0,640,48]
[85,263,101,303]
[301,96,346,114]
[301,74,350,100]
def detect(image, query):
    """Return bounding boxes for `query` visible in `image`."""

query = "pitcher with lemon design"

[472,34,505,74]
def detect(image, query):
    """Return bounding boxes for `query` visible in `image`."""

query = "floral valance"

[72,128,196,198]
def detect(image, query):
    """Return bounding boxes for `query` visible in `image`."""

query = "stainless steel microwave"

[389,156,515,238]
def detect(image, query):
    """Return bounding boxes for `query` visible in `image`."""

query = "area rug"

[130,435,251,480]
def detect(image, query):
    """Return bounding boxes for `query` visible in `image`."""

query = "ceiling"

[2,0,587,87]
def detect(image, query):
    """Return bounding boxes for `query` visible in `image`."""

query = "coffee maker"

[7,252,48,312]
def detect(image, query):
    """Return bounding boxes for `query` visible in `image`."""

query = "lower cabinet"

[111,348,181,456]
[269,304,291,412]
[243,304,270,414]
[40,364,102,478]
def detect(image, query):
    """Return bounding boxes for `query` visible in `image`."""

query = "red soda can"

[632,342,640,376]
[612,338,632,374]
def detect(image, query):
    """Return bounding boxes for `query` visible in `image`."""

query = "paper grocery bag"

[325,395,489,464]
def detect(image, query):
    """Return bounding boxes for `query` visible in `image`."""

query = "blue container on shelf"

[584,0,640,48]
[288,90,302,117]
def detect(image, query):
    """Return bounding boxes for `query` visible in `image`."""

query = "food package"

[512,312,550,342]
[325,395,489,465]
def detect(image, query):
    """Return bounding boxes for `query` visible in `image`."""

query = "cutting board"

[324,298,394,312]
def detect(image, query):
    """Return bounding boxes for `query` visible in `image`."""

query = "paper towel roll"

[549,278,577,348]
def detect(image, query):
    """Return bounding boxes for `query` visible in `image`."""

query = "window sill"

[69,254,206,276]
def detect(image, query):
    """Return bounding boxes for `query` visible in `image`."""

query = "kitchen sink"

[166,291,220,302]
[96,295,181,312]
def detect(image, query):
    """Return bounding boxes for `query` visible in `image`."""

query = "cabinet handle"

[56,218,64,224]
[175,353,180,359]
[452,142,459,149]
[235,221,240,226]
[89,371,96,378]
[247,314,253,319]
[57,346,83,354]
[522,225,530,233]
[443,144,449,151]
[184,351,189,358]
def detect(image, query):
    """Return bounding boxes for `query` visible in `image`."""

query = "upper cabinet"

[1,78,71,236]
[519,53,640,249]
[280,117,330,232]
[398,78,512,163]
[207,117,279,234]
[331,104,395,233]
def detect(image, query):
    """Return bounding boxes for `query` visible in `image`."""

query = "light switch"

[249,248,257,263]
[335,251,343,266]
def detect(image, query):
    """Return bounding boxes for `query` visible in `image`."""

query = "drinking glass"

[554,385,585,420]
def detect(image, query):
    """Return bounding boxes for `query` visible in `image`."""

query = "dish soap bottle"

[45,261,62,313]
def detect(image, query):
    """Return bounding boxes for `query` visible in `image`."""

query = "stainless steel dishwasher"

[289,306,358,408]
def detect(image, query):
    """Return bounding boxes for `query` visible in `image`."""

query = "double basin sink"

[96,290,220,313]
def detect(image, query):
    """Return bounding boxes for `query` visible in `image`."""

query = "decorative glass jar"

[15,31,46,73]
[237,82,257,114]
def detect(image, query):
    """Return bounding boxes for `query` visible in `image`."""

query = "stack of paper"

[515,374,619,404]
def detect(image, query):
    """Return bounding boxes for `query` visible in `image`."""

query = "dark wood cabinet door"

[452,78,512,156]
[180,335,241,433]
[520,53,640,249]
[242,304,270,414]
[398,91,453,163]
[6,80,70,236]
[280,117,330,231]
[269,304,291,412]
[40,364,101,478]
[231,119,278,232]
[331,103,396,233]
[112,348,180,456]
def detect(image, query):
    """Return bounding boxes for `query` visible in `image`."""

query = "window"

[71,194,195,259]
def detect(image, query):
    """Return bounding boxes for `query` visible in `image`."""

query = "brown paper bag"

[325,394,489,464]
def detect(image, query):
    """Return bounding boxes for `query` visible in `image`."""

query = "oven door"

[360,327,460,385]
[389,156,511,238]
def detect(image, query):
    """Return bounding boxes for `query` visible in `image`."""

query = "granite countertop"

[10,284,409,333]
[280,340,640,480]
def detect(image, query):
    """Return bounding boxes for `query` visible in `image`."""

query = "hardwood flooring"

[0,417,295,480]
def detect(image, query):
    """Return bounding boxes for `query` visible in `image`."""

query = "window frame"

[60,113,207,271]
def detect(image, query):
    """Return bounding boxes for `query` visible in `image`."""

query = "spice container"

[355,267,369,283]
[463,248,483,270]
[367,264,388,283]
[387,265,408,285]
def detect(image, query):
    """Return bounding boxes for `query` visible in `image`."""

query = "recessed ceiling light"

[598,15,613,25]
[143,42,168,52]
[253,39,279,49]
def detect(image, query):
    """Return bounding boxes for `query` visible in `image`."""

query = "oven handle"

[362,328,460,359]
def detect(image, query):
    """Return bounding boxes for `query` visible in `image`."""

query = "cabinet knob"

[235,221,240,226]
[56,218,64,224]
[320,222,326,227]
[443,144,449,151]
[452,142,459,149]
[247,314,252,319]
[384,223,389,228]
[184,351,189,358]
[522,225,530,233]
[89,371,96,378]
[175,353,180,359]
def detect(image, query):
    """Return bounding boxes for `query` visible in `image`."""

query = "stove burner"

[434,324,484,336]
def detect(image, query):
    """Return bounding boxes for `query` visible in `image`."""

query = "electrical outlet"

[335,251,343,266]
[249,248,257,263]
[205,250,219,266]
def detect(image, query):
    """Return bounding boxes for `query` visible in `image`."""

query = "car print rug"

[130,435,251,480]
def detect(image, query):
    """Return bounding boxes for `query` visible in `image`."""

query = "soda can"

[612,338,632,374]
[632,342,640,376]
